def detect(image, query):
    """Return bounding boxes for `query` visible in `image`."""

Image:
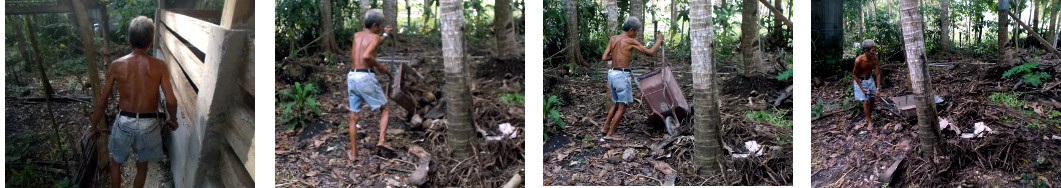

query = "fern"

[776,68,793,81]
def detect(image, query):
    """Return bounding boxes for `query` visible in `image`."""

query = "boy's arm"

[852,59,867,93]
[601,40,613,61]
[632,35,663,56]
[90,63,118,133]
[160,63,179,130]
[875,62,882,94]
[361,36,385,73]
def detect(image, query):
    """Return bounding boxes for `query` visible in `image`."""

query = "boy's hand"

[384,25,394,35]
[655,32,664,42]
[874,90,881,97]
[861,87,869,94]
[90,126,108,137]
[165,118,179,131]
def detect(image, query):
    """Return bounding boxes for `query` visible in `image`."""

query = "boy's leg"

[348,112,360,163]
[134,161,148,188]
[605,103,626,140]
[377,105,391,148]
[863,100,872,130]
[110,159,122,188]
[603,105,617,132]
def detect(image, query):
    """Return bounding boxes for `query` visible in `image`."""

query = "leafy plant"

[1003,62,1050,87]
[776,68,793,81]
[989,92,1024,107]
[499,92,525,105]
[746,109,792,127]
[278,82,321,130]
[545,95,565,129]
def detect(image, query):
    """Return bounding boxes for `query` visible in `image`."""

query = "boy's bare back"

[351,31,384,70]
[603,33,661,68]
[108,52,171,113]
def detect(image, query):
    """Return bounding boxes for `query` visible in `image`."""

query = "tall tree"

[362,0,373,18]
[320,0,342,55]
[384,0,398,29]
[999,1,1012,64]
[565,0,586,67]
[632,0,645,42]
[100,1,112,62]
[741,0,768,76]
[772,0,783,42]
[690,0,723,176]
[898,0,942,157]
[441,0,474,159]
[941,0,950,52]
[606,0,619,34]
[1049,0,1059,46]
[494,0,519,59]
[71,0,102,105]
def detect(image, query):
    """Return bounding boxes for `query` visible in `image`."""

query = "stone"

[622,148,636,161]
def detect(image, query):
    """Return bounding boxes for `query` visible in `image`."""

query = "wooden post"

[1008,11,1061,58]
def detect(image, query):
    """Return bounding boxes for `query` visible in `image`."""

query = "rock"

[386,129,405,135]
[893,123,903,132]
[878,156,906,185]
[622,148,636,161]
[410,114,423,127]
[605,157,620,164]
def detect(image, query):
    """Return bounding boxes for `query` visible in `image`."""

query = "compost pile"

[543,55,794,186]
[811,49,1061,187]
[274,38,526,187]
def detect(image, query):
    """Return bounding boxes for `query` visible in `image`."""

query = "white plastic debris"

[730,141,765,158]
[486,123,518,141]
[961,122,993,138]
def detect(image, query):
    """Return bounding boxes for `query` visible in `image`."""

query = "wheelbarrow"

[635,43,690,137]
[385,43,433,121]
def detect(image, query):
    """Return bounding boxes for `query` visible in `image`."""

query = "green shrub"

[278,82,321,130]
[776,68,793,81]
[746,109,792,127]
[988,92,1024,107]
[499,92,525,105]
[1003,62,1050,87]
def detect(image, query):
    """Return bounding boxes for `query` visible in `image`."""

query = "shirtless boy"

[347,9,394,162]
[89,16,178,188]
[599,17,663,140]
[852,39,882,131]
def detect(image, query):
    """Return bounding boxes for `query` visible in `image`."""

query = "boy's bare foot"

[603,135,625,141]
[376,143,395,151]
[347,149,357,166]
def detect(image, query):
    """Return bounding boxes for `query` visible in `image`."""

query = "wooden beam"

[242,58,254,97]
[5,1,71,15]
[159,9,222,51]
[159,26,205,84]
[158,39,199,119]
[225,104,255,178]
[1008,11,1061,58]
[758,0,793,29]
[220,0,253,29]
[219,148,254,187]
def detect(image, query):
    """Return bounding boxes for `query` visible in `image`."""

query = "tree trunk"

[22,15,66,170]
[320,0,342,55]
[941,0,949,52]
[741,0,768,76]
[1050,0,1059,47]
[689,0,722,176]
[632,0,645,42]
[898,0,942,157]
[565,0,585,67]
[362,0,373,18]
[1032,0,1039,32]
[17,16,55,98]
[1000,8,1013,64]
[859,3,865,38]
[384,0,398,29]
[672,0,678,34]
[772,0,783,42]
[494,0,518,59]
[99,2,111,63]
[71,0,102,106]
[441,0,474,159]
[606,0,618,34]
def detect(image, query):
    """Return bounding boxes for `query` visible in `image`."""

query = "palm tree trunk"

[362,0,374,18]
[565,0,585,67]
[941,0,949,52]
[606,0,618,34]
[1049,0,1059,47]
[494,0,518,59]
[741,0,767,76]
[632,0,645,42]
[898,0,942,157]
[441,0,474,159]
[320,0,342,55]
[1000,8,1012,64]
[99,2,112,63]
[385,0,399,29]
[690,0,723,176]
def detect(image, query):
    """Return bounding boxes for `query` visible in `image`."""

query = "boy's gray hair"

[128,16,154,49]
[622,17,641,32]
[861,39,877,52]
[364,9,385,29]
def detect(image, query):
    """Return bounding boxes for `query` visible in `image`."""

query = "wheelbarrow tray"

[636,66,691,124]
[389,63,422,114]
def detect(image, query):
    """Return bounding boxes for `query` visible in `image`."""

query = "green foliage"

[1003,62,1050,87]
[499,92,525,105]
[776,68,793,81]
[989,92,1024,107]
[545,95,565,129]
[746,108,792,127]
[813,97,834,119]
[278,82,322,130]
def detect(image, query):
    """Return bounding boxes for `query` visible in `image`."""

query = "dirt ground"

[810,49,1061,187]
[542,54,794,186]
[5,76,174,187]
[274,37,526,187]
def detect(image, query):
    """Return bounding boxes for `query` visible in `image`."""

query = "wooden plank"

[159,27,204,84]
[157,39,199,119]
[219,148,254,187]
[170,9,222,22]
[158,9,221,51]
[220,0,253,28]
[225,104,254,178]
[1007,12,1061,58]
[757,0,793,29]
[242,59,254,96]
[5,1,71,15]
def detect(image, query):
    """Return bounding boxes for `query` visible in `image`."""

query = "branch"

[758,0,794,29]
[1006,11,1061,58]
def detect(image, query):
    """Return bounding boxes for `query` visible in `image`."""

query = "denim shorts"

[108,115,166,163]
[348,71,388,112]
[609,69,634,103]
[853,77,877,101]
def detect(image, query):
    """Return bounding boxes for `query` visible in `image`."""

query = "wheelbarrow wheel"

[665,116,679,137]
